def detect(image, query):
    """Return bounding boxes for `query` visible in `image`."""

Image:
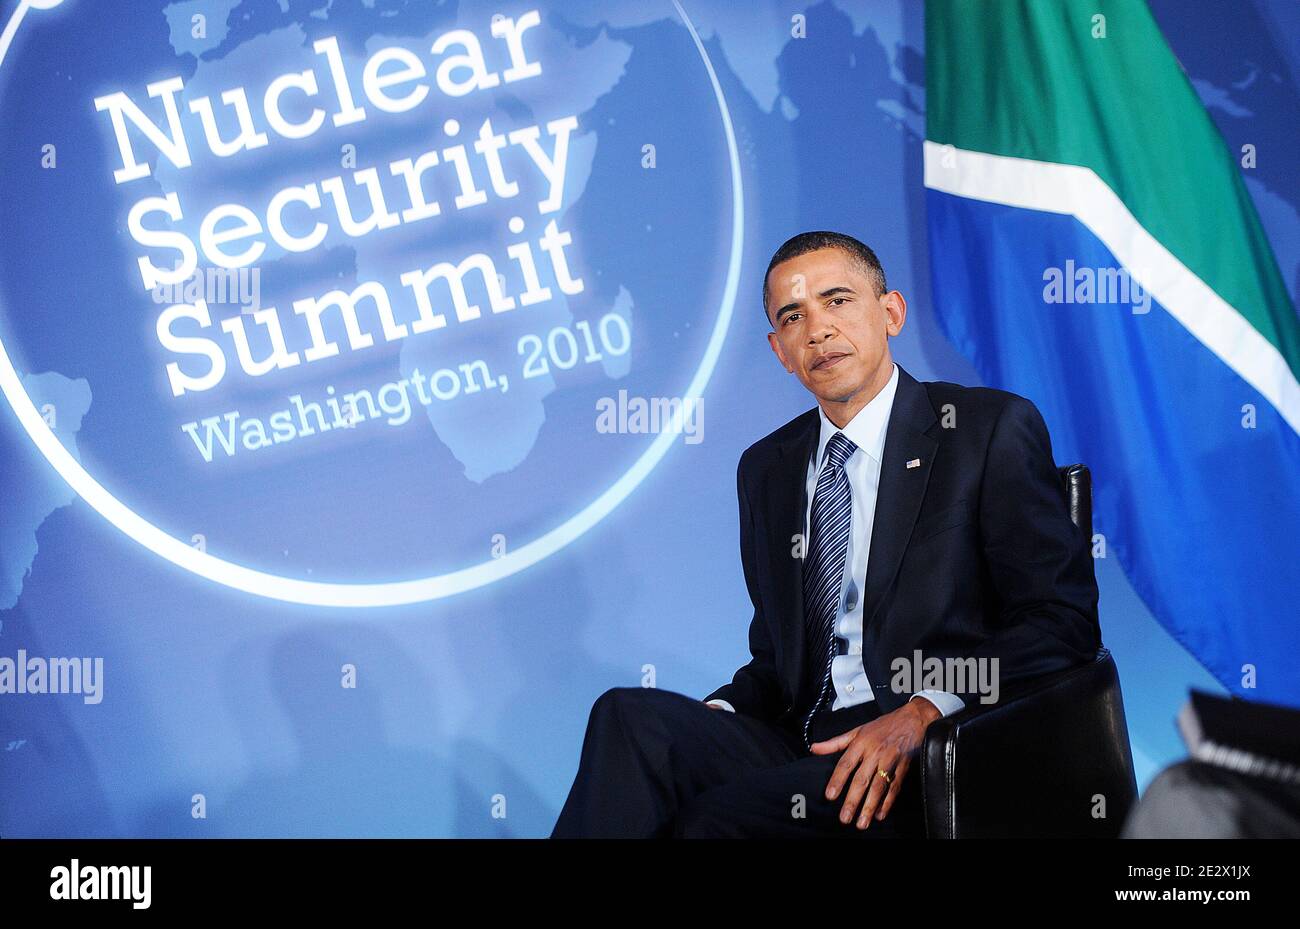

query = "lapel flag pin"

[906,458,921,469]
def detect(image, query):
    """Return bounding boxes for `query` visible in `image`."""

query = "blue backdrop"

[0,0,1295,837]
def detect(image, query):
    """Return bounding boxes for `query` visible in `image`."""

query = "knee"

[590,685,642,719]
[590,685,683,721]
[588,686,658,735]
[586,686,697,755]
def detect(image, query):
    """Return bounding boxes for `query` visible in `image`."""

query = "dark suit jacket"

[706,364,1100,730]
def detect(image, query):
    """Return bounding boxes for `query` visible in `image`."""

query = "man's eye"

[830,297,847,306]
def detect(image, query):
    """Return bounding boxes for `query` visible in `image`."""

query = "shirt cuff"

[705,699,736,713]
[910,690,965,717]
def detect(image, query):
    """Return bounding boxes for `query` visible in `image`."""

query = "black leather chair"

[919,464,1139,838]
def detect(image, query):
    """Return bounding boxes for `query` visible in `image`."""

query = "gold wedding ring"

[877,769,893,784]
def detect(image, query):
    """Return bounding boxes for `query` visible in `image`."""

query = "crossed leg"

[551,686,925,838]
[551,686,801,838]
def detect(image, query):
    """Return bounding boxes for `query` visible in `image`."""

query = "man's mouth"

[812,352,848,371]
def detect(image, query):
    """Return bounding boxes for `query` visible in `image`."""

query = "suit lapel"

[767,408,819,702]
[862,366,939,632]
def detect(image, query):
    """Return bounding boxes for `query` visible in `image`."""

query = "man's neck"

[819,358,895,430]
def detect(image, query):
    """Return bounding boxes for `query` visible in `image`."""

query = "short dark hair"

[761,231,887,319]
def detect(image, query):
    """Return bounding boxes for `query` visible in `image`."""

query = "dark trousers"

[550,687,926,838]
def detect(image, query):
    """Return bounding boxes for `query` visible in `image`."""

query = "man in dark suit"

[551,231,1099,838]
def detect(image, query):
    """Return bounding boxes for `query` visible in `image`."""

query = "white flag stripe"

[923,140,1300,436]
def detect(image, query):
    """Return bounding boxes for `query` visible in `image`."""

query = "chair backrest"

[1057,464,1092,538]
[1057,464,1102,646]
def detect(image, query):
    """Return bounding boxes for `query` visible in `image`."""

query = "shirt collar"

[813,362,899,470]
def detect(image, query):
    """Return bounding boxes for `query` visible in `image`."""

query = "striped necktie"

[800,431,858,748]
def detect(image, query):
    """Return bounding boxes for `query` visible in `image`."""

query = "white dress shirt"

[710,363,965,720]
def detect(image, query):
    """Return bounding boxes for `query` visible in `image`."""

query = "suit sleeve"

[968,395,1100,689]
[703,457,788,719]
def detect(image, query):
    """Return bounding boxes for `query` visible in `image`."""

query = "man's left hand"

[809,698,942,830]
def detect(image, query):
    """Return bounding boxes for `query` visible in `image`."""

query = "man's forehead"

[768,249,867,295]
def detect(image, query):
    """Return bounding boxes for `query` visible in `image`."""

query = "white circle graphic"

[0,0,745,606]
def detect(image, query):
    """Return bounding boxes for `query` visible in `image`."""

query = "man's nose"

[803,306,837,342]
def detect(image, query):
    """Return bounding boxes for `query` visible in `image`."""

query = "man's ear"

[882,290,907,337]
[767,330,793,373]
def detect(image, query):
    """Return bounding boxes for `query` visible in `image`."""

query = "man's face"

[764,247,906,416]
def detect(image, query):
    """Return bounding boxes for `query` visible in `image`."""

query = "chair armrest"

[920,648,1138,838]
